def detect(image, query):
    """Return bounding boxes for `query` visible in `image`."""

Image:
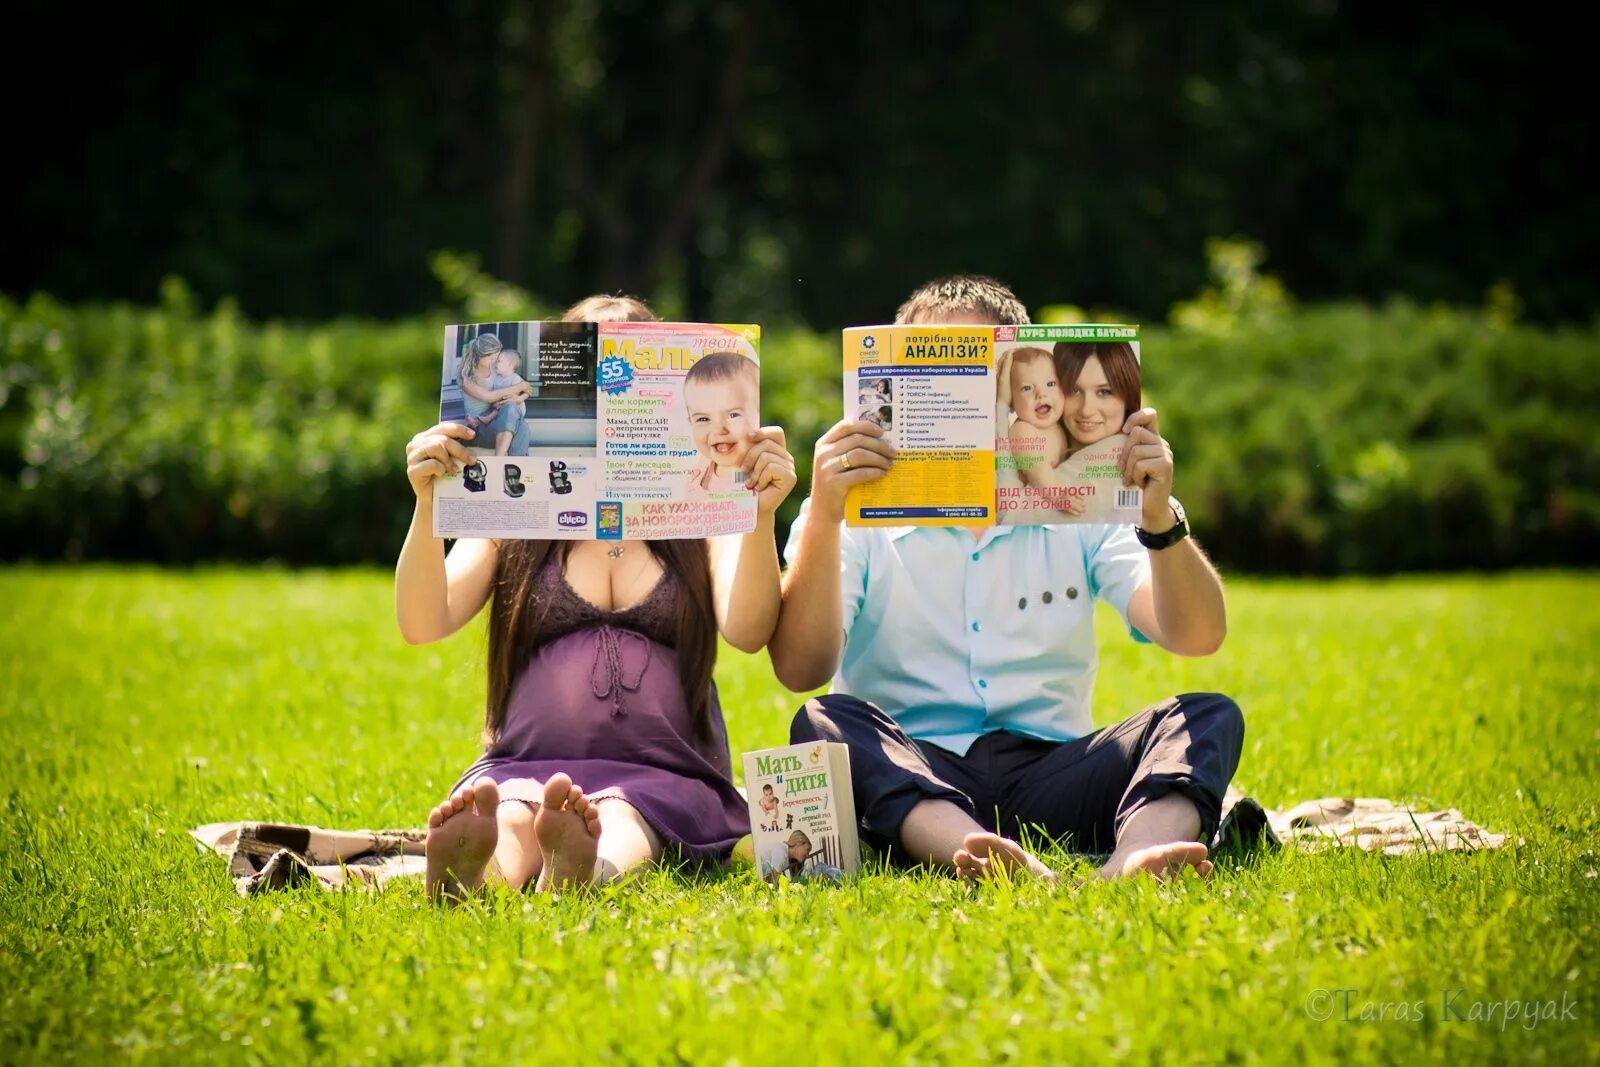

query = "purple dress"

[451,558,750,864]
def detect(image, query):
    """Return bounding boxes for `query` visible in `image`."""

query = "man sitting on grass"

[769,275,1243,882]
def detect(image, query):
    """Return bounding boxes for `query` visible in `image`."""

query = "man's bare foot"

[533,772,603,892]
[425,777,501,902]
[952,832,1057,883]
[1100,841,1213,881]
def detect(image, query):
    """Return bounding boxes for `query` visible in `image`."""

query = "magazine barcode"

[1116,488,1142,510]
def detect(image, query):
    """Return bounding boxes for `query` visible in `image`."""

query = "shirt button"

[970,552,980,561]
[977,679,988,689]
[971,621,982,632]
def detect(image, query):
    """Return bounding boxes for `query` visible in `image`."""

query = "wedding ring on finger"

[840,451,854,471]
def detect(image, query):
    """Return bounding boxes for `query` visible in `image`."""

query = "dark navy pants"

[791,692,1244,860]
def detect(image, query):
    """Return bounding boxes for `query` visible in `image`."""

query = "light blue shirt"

[785,499,1153,756]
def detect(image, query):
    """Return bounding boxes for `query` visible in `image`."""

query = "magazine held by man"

[842,324,1143,526]
[433,320,763,539]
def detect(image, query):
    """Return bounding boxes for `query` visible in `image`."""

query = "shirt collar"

[887,525,1020,550]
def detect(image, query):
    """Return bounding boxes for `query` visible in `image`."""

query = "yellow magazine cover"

[842,325,996,526]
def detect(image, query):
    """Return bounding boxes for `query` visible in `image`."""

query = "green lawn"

[1,567,1596,1064]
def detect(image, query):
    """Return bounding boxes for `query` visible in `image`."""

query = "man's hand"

[811,418,896,523]
[1120,407,1176,530]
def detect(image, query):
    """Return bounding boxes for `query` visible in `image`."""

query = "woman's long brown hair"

[482,295,719,745]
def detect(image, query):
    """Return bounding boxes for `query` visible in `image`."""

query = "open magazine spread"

[742,741,860,884]
[433,320,761,539]
[843,324,1142,526]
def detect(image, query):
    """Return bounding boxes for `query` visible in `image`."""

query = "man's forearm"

[769,513,846,691]
[1147,537,1227,656]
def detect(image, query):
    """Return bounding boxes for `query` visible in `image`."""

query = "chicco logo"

[557,511,589,528]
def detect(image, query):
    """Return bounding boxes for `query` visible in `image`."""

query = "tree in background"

[1,2,1592,325]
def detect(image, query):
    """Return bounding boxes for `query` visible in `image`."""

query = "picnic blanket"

[1212,790,1511,858]
[192,792,1512,896]
[190,822,427,897]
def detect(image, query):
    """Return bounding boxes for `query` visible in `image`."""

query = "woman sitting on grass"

[398,294,798,901]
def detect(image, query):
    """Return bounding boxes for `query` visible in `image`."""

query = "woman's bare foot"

[952,832,1057,883]
[425,777,501,902]
[533,773,603,892]
[1100,841,1213,881]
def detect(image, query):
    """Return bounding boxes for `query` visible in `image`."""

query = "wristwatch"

[1135,497,1189,550]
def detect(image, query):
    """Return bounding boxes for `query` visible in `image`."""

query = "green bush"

[1154,301,1600,572]
[2,266,1596,571]
[0,270,840,563]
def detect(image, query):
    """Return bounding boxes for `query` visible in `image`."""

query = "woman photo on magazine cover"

[776,830,843,884]
[399,295,798,903]
[1054,340,1141,457]
[1028,340,1142,523]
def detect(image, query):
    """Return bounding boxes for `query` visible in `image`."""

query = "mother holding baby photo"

[459,332,534,457]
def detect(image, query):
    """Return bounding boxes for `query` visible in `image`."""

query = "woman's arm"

[460,377,526,405]
[396,423,501,644]
[709,514,781,653]
[768,419,891,691]
[708,429,797,652]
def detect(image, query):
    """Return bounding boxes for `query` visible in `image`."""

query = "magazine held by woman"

[434,320,763,540]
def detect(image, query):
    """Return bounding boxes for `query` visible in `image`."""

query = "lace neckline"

[553,563,671,618]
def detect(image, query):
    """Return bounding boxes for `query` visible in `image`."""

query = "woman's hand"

[405,422,478,499]
[742,427,799,516]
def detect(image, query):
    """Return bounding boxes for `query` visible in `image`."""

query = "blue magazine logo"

[598,355,634,395]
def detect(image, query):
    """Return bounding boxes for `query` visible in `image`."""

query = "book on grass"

[841,323,1143,526]
[741,741,860,883]
[433,320,763,540]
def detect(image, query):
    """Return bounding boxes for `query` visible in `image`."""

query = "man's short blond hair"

[894,275,1030,326]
